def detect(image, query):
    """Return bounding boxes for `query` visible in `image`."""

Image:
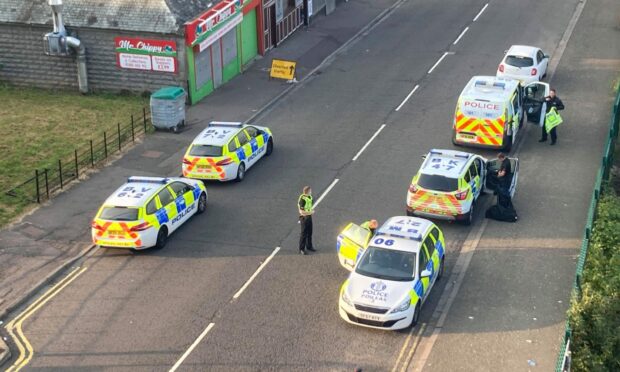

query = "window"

[146,199,157,215]
[100,207,139,221]
[417,174,459,192]
[222,28,237,66]
[189,145,222,157]
[512,94,520,112]
[227,139,238,153]
[245,126,259,138]
[464,169,471,183]
[236,131,250,146]
[194,48,213,89]
[475,159,483,176]
[505,55,533,67]
[424,236,435,257]
[469,162,478,179]
[429,227,441,243]
[536,50,545,63]
[418,248,429,277]
[158,188,174,207]
[355,247,417,282]
[170,182,192,197]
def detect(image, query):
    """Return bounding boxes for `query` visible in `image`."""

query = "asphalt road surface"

[5,0,619,371]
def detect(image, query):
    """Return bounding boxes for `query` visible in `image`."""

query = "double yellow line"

[4,266,87,372]
[391,323,427,372]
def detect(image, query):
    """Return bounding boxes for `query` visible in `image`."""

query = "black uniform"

[298,195,314,253]
[541,95,565,144]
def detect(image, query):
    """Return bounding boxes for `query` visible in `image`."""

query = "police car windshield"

[418,173,458,192]
[189,145,223,157]
[100,207,139,221]
[356,247,416,282]
[505,55,533,67]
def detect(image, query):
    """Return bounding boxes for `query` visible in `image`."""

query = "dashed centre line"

[314,178,340,208]
[453,26,469,45]
[473,3,489,22]
[352,124,387,160]
[169,322,215,372]
[427,52,451,74]
[395,85,420,112]
[233,247,281,300]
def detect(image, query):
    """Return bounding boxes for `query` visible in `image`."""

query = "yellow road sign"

[270,59,297,80]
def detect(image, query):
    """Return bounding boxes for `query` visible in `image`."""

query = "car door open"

[523,81,550,125]
[337,223,372,271]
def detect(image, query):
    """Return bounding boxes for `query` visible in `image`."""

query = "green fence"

[555,87,620,372]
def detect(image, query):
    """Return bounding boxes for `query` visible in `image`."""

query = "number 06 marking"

[374,238,394,246]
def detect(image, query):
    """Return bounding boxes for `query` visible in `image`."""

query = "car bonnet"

[347,271,413,309]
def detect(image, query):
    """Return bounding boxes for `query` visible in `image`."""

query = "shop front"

[262,0,304,51]
[185,0,260,104]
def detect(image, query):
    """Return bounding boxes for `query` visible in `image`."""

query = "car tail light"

[531,68,537,76]
[455,189,469,200]
[91,221,103,230]
[182,157,192,165]
[130,222,151,232]
[408,184,418,193]
[498,64,504,73]
[216,157,234,166]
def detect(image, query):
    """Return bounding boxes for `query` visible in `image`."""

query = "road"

[4,0,619,371]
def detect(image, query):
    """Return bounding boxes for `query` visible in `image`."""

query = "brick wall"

[0,23,188,94]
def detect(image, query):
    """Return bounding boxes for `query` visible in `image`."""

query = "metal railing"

[5,108,152,204]
[554,87,620,372]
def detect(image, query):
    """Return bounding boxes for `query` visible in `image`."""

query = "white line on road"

[427,52,449,74]
[452,27,469,45]
[169,322,215,372]
[472,3,488,22]
[352,124,387,160]
[233,247,281,300]
[546,0,587,82]
[395,85,419,112]
[314,178,339,208]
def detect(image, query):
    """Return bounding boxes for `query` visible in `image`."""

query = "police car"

[338,216,445,330]
[91,176,207,250]
[182,121,274,182]
[406,149,519,225]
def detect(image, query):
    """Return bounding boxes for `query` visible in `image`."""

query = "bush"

[568,188,620,371]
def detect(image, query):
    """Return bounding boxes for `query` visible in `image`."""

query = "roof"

[0,0,224,34]
[506,45,538,58]
[192,121,243,146]
[420,149,472,177]
[104,176,169,207]
[461,76,520,101]
[371,216,433,253]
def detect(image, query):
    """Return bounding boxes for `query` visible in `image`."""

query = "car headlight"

[390,297,411,313]
[341,289,353,307]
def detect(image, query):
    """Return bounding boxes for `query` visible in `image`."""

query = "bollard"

[44,168,49,199]
[90,139,94,166]
[59,159,63,189]
[143,107,147,133]
[35,169,40,203]
[118,123,122,151]
[104,131,108,159]
[131,115,135,142]
[75,149,79,179]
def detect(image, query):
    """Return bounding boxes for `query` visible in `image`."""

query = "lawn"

[0,83,148,227]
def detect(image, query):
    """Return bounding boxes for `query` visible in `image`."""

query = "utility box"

[150,86,186,133]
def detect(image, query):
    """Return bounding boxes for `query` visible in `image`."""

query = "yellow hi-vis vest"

[298,194,313,213]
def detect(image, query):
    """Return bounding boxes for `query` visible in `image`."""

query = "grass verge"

[0,83,148,227]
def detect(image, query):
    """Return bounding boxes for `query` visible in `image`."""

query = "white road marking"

[400,323,427,372]
[233,247,281,299]
[395,85,420,112]
[314,178,340,208]
[473,3,489,22]
[427,52,449,74]
[452,27,469,45]
[410,3,588,369]
[352,124,387,160]
[169,322,215,372]
[391,322,426,372]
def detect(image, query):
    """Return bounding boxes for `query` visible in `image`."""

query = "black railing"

[5,108,152,204]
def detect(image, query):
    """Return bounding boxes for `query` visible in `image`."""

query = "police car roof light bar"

[375,231,422,241]
[209,121,243,127]
[127,176,169,184]
[493,82,506,89]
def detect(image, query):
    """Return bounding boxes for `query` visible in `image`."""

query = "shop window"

[222,29,237,66]
[195,48,212,88]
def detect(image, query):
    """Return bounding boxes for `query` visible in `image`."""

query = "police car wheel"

[155,227,168,249]
[236,163,246,182]
[437,258,445,281]
[266,139,274,156]
[462,203,474,226]
[411,303,421,328]
[197,193,207,214]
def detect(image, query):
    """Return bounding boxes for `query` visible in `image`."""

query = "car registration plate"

[458,133,476,141]
[197,165,211,170]
[357,313,381,321]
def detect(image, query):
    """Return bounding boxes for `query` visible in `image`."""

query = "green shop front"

[185,0,260,104]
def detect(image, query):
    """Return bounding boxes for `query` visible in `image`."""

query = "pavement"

[1,0,619,370]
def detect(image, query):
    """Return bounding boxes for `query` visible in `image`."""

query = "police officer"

[539,88,565,145]
[298,186,316,255]
[360,219,378,235]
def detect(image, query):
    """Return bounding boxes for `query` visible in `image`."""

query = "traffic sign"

[270,59,297,80]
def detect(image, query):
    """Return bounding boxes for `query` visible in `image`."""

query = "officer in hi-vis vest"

[539,88,565,145]
[298,186,316,255]
[360,219,378,235]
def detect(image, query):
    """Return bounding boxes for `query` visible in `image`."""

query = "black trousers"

[541,123,557,143]
[299,215,313,251]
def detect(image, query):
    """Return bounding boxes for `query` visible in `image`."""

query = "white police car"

[338,216,446,330]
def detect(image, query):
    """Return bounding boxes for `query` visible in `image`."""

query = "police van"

[452,76,548,152]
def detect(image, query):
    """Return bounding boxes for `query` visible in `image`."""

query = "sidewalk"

[0,0,398,358]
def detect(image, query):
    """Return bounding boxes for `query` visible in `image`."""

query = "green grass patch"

[0,83,148,227]
[568,187,620,372]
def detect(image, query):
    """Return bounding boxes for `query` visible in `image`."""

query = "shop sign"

[198,13,243,52]
[270,59,297,80]
[185,0,245,46]
[115,37,177,73]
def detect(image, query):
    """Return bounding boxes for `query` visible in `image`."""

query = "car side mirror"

[421,155,427,160]
[421,269,432,278]
[543,54,550,59]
